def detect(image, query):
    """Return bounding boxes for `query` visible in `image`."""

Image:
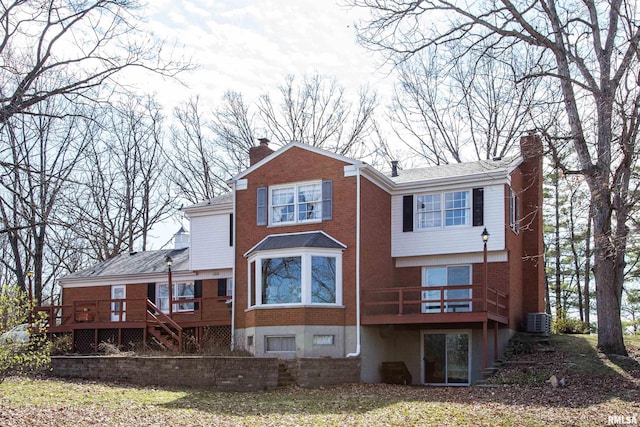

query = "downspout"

[230,181,237,350]
[347,166,361,357]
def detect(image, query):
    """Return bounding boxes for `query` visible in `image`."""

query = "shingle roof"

[184,192,233,209]
[246,232,346,256]
[61,247,189,280]
[390,157,519,184]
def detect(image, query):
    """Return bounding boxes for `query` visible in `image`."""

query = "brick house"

[44,134,544,385]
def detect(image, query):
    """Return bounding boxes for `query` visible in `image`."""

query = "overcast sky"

[141,0,392,109]
[141,0,394,248]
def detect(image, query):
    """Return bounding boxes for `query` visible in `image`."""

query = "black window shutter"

[194,280,202,310]
[257,187,267,226]
[322,180,333,220]
[147,283,156,302]
[472,188,484,226]
[402,195,414,232]
[229,213,233,246]
[217,279,227,297]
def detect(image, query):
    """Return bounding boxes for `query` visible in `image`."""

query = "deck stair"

[145,300,183,352]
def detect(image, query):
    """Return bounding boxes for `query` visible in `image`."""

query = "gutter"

[347,166,362,358]
[230,181,237,350]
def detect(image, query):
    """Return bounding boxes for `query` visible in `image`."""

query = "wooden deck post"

[482,321,488,370]
[494,321,499,363]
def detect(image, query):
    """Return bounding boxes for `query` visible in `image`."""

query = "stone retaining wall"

[51,356,279,391]
[50,356,361,391]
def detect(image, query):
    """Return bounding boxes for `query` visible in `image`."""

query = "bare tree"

[65,95,173,262]
[257,74,380,158]
[166,95,247,205]
[169,74,385,205]
[352,0,640,355]
[390,43,550,164]
[0,99,92,304]
[0,0,190,124]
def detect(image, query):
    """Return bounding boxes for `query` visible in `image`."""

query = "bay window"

[249,249,342,307]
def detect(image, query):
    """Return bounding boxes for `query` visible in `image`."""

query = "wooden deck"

[361,284,508,325]
[35,297,232,352]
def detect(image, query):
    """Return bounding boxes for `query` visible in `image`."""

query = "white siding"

[189,213,233,270]
[391,184,505,257]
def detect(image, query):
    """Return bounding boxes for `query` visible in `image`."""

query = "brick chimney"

[249,138,274,166]
[518,133,545,316]
[519,132,543,161]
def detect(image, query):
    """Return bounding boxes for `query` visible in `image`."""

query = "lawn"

[0,334,638,426]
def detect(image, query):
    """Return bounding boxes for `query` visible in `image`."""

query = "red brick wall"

[234,146,358,329]
[518,136,545,315]
[501,135,546,329]
[360,177,394,290]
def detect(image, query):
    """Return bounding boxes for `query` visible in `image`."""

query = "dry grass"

[0,334,638,426]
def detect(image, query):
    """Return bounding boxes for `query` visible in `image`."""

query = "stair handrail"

[145,299,183,351]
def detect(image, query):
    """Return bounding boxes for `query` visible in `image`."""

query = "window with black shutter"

[217,279,227,297]
[257,187,267,226]
[402,195,414,232]
[194,280,202,310]
[472,188,484,226]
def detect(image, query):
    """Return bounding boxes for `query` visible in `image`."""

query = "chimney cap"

[258,138,270,146]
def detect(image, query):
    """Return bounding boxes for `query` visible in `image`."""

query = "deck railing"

[362,284,508,318]
[35,296,232,328]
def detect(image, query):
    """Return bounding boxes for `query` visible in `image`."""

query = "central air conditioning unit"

[527,312,551,334]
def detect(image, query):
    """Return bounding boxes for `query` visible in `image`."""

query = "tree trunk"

[592,196,627,355]
[584,204,592,329]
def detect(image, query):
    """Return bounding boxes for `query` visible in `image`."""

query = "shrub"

[552,317,590,334]
[50,334,72,355]
[0,284,50,383]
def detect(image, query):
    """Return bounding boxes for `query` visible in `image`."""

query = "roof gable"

[231,142,364,182]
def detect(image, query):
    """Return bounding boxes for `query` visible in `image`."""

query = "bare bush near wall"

[352,0,640,355]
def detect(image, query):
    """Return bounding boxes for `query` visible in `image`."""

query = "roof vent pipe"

[391,160,399,177]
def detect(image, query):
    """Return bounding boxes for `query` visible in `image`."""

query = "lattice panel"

[98,329,118,347]
[74,329,96,354]
[202,325,231,350]
[122,328,144,351]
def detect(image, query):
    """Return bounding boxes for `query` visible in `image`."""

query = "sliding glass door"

[422,331,470,385]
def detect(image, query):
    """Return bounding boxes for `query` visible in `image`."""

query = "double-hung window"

[270,182,322,225]
[416,191,470,230]
[249,249,342,307]
[157,282,195,313]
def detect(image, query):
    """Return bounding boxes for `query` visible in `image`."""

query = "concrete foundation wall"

[236,325,356,359]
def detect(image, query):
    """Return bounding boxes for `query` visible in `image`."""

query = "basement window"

[312,335,335,345]
[265,335,296,352]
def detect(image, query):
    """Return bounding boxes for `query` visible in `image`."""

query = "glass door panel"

[111,285,126,322]
[423,332,470,385]
[423,334,446,383]
[446,334,469,384]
